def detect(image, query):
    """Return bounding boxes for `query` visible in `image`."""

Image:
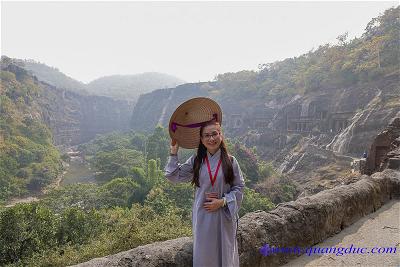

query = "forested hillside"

[215,6,398,99]
[0,58,62,202]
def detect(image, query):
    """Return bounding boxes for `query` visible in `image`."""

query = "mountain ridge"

[5,57,185,101]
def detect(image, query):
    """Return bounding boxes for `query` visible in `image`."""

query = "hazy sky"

[1,1,397,84]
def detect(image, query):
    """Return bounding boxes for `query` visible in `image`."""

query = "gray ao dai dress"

[164,148,245,267]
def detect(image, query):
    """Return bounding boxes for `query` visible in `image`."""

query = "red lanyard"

[205,156,222,187]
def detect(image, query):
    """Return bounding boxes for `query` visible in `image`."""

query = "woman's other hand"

[170,139,179,155]
[203,196,224,212]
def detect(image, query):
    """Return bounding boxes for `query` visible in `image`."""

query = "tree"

[337,32,349,46]
[147,159,164,187]
[240,187,275,217]
[128,167,150,205]
[144,187,177,215]
[93,149,144,181]
[40,184,103,212]
[232,142,260,185]
[100,177,139,207]
[0,203,57,265]
[146,125,170,168]
[56,207,102,246]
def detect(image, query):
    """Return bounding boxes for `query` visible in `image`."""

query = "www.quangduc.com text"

[259,244,398,257]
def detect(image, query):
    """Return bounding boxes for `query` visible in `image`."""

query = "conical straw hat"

[169,97,222,149]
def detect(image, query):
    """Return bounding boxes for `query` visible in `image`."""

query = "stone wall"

[73,169,400,267]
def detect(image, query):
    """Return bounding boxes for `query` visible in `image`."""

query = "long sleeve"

[164,154,195,183]
[222,156,245,221]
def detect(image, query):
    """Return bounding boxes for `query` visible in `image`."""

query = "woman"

[164,97,245,267]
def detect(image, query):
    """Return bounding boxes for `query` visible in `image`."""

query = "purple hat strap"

[171,113,218,133]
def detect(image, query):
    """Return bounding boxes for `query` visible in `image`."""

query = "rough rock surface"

[71,237,193,267]
[40,84,132,146]
[363,116,400,175]
[73,169,400,267]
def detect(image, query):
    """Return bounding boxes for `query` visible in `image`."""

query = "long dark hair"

[191,121,234,188]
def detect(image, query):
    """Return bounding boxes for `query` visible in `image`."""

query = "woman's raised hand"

[170,139,179,155]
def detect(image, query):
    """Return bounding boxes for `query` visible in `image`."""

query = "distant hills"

[8,58,185,101]
[20,59,88,94]
[86,73,185,101]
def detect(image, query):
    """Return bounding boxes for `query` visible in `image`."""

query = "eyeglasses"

[202,131,220,140]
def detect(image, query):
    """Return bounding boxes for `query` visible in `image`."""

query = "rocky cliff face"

[2,61,133,146]
[362,115,400,174]
[130,82,210,131]
[241,73,399,158]
[131,75,399,157]
[40,83,133,146]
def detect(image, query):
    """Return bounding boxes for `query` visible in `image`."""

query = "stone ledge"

[73,237,193,267]
[238,169,400,267]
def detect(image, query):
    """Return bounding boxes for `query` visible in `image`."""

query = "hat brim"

[168,97,222,149]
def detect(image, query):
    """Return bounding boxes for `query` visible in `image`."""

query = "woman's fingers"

[170,139,179,154]
[171,139,177,146]
[203,198,220,212]
[205,193,218,199]
[204,205,213,212]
